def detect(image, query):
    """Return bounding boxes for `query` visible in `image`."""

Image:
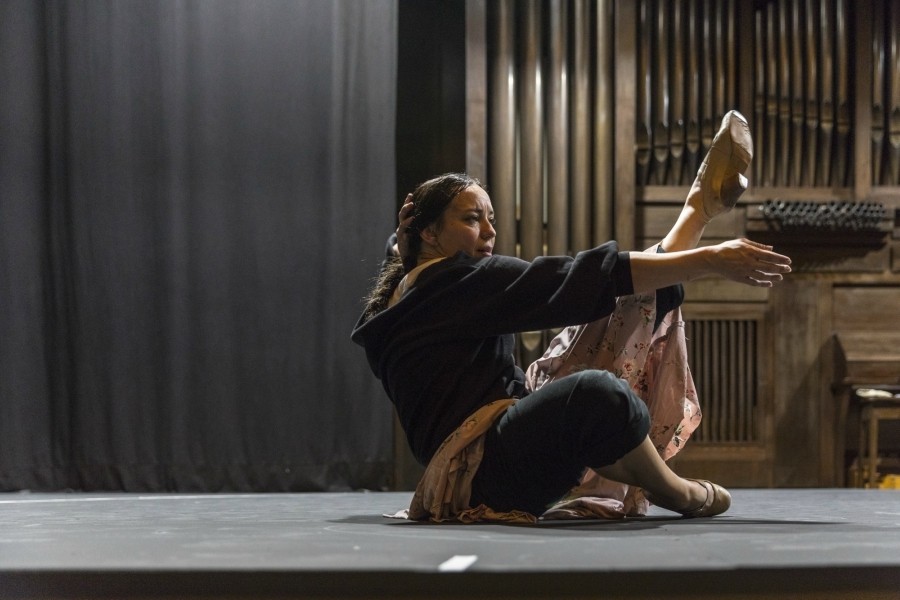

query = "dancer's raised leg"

[658,110,753,253]
[611,110,753,518]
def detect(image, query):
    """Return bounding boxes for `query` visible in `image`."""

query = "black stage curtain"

[0,0,397,491]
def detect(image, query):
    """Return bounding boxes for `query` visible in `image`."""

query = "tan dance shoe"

[689,110,753,222]
[644,478,732,518]
[679,479,732,518]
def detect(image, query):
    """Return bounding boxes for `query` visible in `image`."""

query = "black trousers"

[469,369,651,516]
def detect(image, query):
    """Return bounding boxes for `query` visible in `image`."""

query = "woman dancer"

[352,111,790,522]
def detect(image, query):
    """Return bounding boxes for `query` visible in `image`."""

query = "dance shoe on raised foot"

[678,479,732,519]
[690,110,753,222]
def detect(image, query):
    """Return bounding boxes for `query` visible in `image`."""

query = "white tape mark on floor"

[437,554,478,572]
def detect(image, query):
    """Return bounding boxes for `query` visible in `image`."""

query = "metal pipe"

[571,0,591,250]
[652,0,671,184]
[519,0,543,260]
[818,0,834,187]
[488,0,517,257]
[804,0,819,187]
[834,0,850,187]
[888,0,900,184]
[593,0,614,244]
[636,0,652,185]
[670,0,685,185]
[546,0,568,256]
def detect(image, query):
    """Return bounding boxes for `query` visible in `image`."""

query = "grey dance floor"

[1,489,899,600]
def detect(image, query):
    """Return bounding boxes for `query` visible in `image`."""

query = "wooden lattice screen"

[686,319,760,443]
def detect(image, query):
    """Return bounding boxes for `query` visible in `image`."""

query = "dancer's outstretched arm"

[629,238,792,294]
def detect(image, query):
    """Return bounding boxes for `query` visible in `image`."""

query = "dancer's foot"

[687,110,753,223]
[645,478,732,518]
[677,479,732,518]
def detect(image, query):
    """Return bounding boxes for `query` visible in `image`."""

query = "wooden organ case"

[457,0,900,488]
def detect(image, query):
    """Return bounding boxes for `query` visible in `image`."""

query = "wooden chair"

[855,386,900,488]
[833,332,900,487]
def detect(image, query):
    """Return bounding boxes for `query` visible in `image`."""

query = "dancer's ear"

[420,225,439,245]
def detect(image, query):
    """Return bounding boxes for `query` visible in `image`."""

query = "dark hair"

[361,173,482,322]
[402,173,482,272]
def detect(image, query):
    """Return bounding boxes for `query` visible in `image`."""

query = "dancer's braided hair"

[361,173,482,322]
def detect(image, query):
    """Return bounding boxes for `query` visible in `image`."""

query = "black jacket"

[351,242,636,465]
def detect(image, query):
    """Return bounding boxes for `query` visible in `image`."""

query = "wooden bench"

[833,332,900,487]
[853,386,900,487]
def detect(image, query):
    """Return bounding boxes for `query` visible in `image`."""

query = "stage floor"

[1,489,899,599]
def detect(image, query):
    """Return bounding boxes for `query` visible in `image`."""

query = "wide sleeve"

[415,241,634,337]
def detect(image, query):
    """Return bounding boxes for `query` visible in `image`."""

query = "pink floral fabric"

[391,399,538,524]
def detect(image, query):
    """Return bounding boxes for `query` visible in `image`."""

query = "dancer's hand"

[708,238,792,287]
[393,194,415,262]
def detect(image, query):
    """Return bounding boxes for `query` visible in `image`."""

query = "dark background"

[0,0,439,492]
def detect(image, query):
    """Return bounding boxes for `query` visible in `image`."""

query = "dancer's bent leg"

[594,438,706,513]
[469,370,649,516]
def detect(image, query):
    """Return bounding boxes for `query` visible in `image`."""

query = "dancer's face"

[423,185,496,259]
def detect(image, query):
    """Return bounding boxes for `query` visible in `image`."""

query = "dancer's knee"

[568,370,647,422]
[566,370,649,431]
[563,370,650,458]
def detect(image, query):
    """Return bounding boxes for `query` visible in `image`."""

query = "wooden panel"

[833,286,900,331]
[770,279,830,487]
[669,443,772,488]
[682,302,768,320]
[835,331,900,383]
[638,204,744,240]
[681,278,770,303]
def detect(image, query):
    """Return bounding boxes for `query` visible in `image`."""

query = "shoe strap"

[682,480,713,518]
